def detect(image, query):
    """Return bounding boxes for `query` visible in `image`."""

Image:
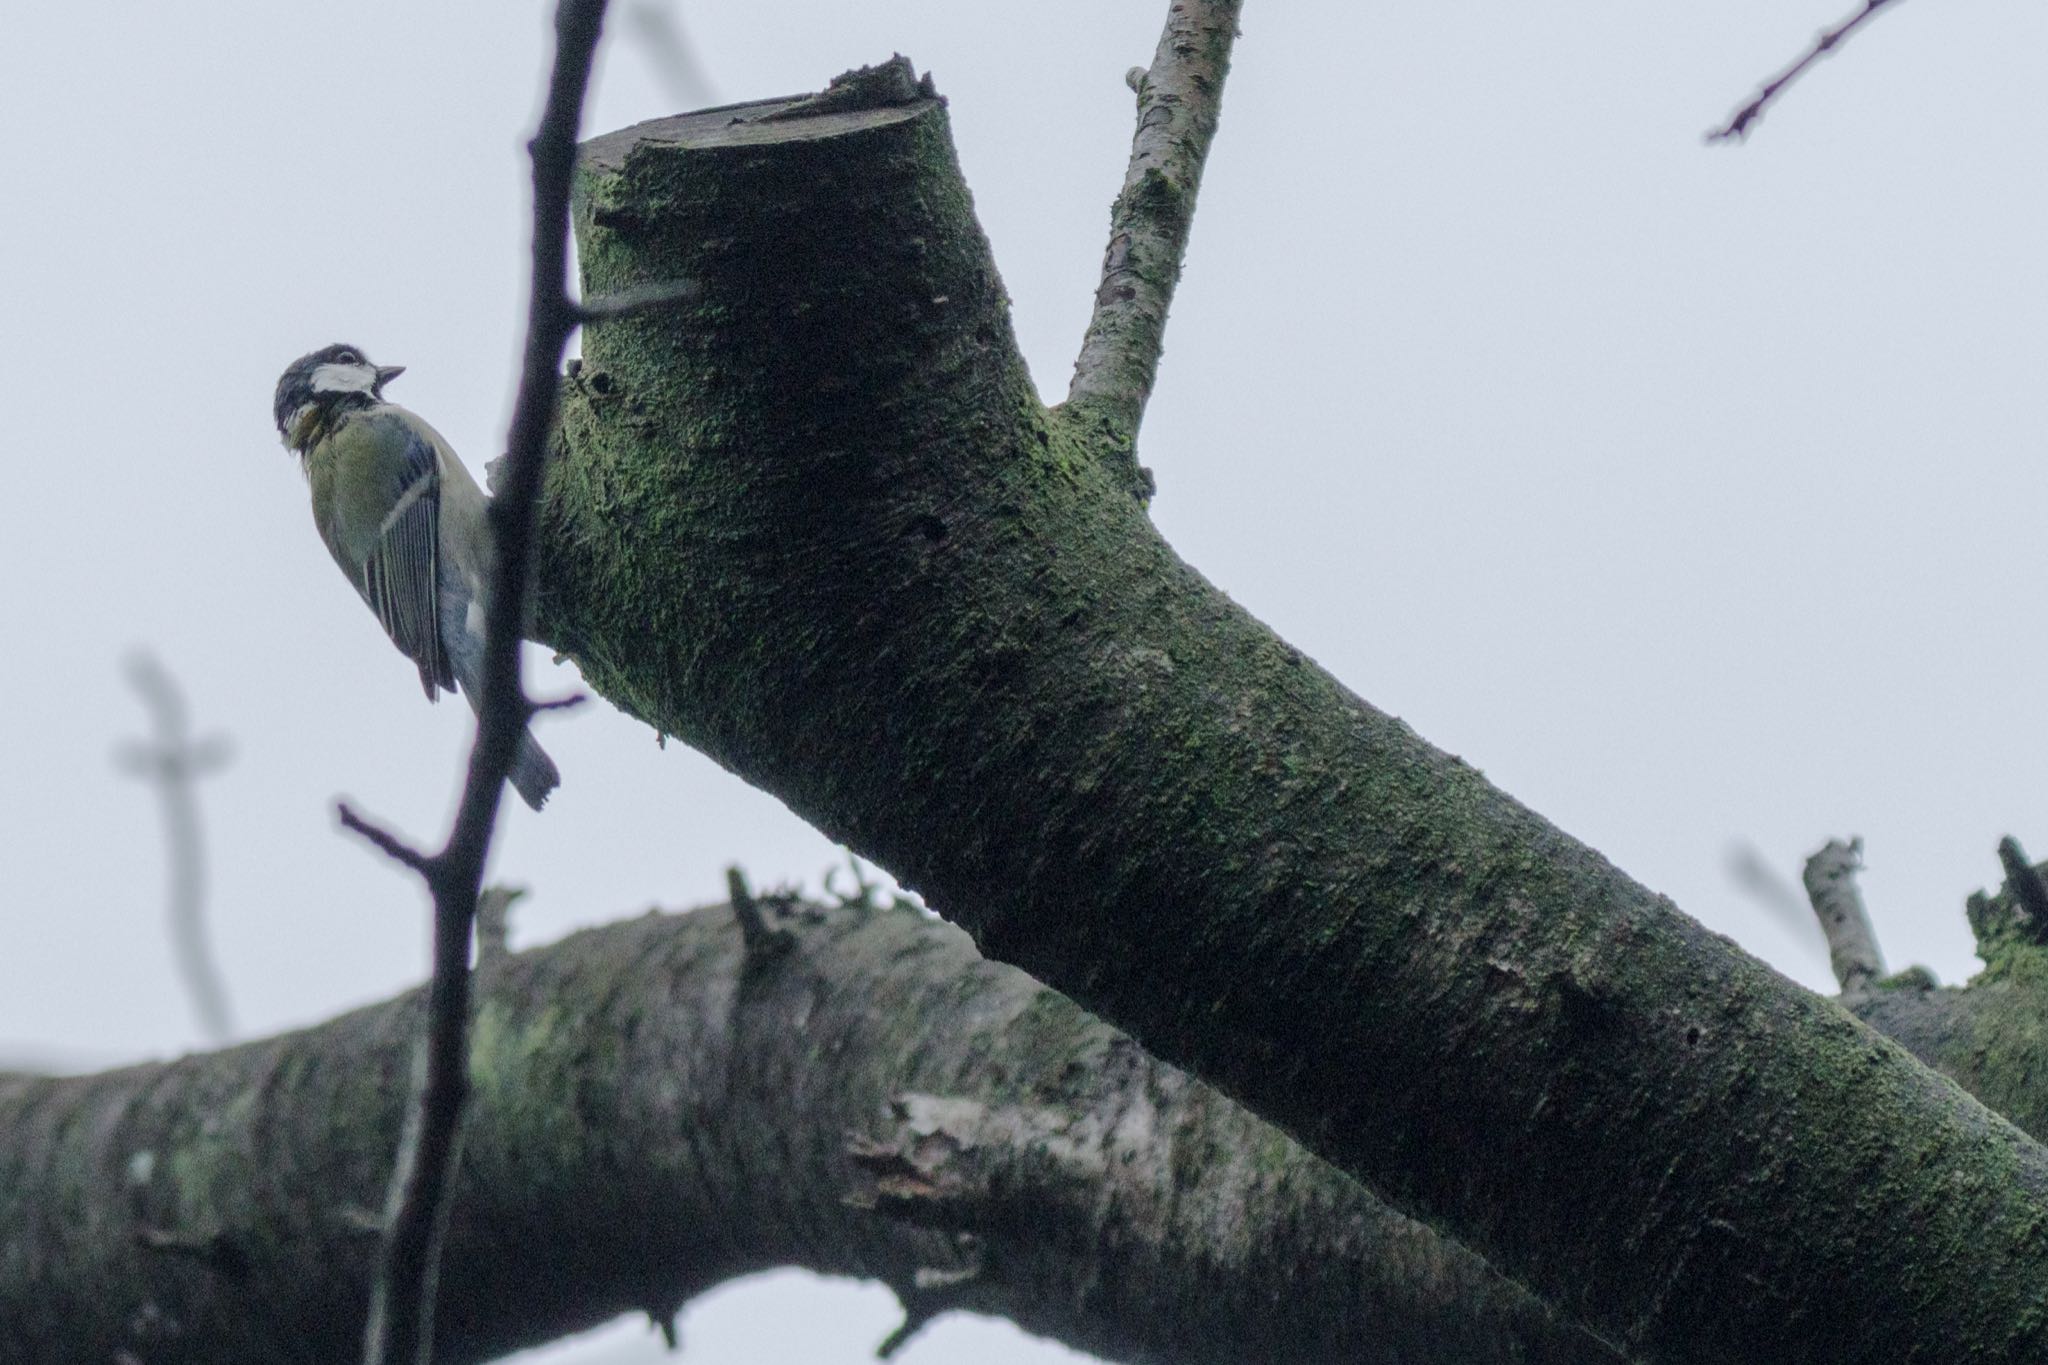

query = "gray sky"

[4,1,2043,1360]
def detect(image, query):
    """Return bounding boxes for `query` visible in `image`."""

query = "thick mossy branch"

[0,905,1612,1365]
[532,90,2048,1364]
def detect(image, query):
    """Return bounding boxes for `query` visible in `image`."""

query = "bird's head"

[273,343,406,451]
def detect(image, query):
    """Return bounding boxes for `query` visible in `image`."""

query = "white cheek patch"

[465,599,486,640]
[309,361,380,395]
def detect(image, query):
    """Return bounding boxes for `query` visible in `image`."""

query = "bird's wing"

[359,427,454,698]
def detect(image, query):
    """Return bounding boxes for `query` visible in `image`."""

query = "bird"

[272,343,560,810]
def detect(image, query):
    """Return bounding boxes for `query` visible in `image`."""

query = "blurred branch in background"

[1721,839,1826,964]
[115,651,235,1044]
[624,1,719,109]
[1707,0,1908,142]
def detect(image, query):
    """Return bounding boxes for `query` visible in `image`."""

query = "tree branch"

[0,902,1618,1365]
[358,3,609,1361]
[1800,836,1885,997]
[115,651,235,1043]
[1063,0,1243,452]
[542,82,2048,1364]
[1707,0,1907,143]
[1995,836,2048,944]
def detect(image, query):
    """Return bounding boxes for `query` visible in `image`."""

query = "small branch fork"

[115,652,235,1043]
[1063,0,1244,445]
[346,3,611,1362]
[1801,837,1886,998]
[1707,0,1908,143]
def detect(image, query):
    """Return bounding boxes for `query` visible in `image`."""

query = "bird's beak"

[375,364,406,389]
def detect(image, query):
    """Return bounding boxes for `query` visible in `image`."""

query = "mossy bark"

[531,90,2048,1363]
[1852,880,2048,1142]
[0,903,1613,1365]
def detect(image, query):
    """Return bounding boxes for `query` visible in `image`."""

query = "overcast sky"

[4,1,2044,1361]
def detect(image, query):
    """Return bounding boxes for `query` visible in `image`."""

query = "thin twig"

[1722,840,1827,961]
[337,804,435,877]
[1063,0,1244,444]
[1801,837,1886,997]
[115,652,235,1043]
[726,866,795,964]
[1996,837,2048,944]
[358,3,612,1361]
[624,0,721,109]
[1707,0,1907,143]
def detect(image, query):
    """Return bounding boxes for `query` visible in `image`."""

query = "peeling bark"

[0,903,1614,1365]
[530,88,2048,1364]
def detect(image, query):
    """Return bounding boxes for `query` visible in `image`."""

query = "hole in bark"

[1685,1025,1701,1046]
[909,514,948,543]
[588,370,616,395]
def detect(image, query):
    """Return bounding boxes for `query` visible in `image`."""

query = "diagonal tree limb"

[1063,0,1243,455]
[0,902,1620,1365]
[354,3,609,1361]
[544,75,2048,1365]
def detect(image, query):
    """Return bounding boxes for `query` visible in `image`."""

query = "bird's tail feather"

[509,728,561,811]
[445,626,561,810]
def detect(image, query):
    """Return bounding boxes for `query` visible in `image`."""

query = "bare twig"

[1801,837,1886,997]
[876,1287,958,1359]
[357,3,612,1361]
[725,866,795,963]
[1707,0,1907,143]
[1723,840,1827,960]
[1063,0,1244,444]
[1997,837,2048,944]
[115,652,235,1043]
[337,803,435,877]
[624,0,720,109]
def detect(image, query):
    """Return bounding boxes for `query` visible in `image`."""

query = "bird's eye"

[336,349,360,365]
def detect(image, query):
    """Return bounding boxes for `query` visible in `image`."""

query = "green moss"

[153,1084,256,1226]
[530,96,2048,1360]
[469,1000,602,1176]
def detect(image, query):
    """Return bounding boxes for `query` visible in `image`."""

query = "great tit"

[272,343,561,810]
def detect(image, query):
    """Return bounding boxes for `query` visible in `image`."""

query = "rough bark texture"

[529,87,2048,1364]
[0,902,1617,1365]
[1802,837,1884,998]
[1066,0,1242,450]
[1846,872,2048,1143]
